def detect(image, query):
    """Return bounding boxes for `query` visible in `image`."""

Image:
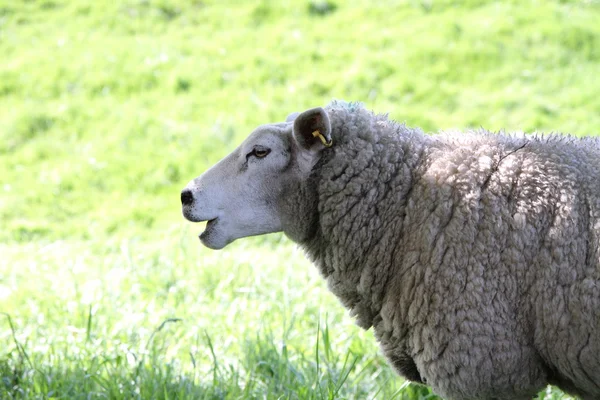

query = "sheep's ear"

[292,107,332,150]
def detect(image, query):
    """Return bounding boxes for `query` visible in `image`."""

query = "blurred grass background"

[1,0,597,398]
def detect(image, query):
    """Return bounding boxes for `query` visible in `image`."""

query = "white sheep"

[181,101,600,400]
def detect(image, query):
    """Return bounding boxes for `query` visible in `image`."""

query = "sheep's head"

[181,107,332,249]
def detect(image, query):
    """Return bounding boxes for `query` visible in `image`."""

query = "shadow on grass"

[0,313,434,400]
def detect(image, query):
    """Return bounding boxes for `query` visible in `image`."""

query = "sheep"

[180,101,600,400]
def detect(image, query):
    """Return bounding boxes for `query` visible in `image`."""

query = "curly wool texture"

[299,102,600,400]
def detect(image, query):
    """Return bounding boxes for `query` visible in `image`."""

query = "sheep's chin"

[199,219,231,250]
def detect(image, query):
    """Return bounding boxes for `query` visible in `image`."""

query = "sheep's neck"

[304,131,428,329]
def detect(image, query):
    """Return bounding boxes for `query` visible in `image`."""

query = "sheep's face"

[181,107,332,249]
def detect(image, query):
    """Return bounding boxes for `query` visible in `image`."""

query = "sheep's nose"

[181,189,194,206]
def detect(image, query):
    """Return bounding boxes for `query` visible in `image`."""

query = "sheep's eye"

[252,148,270,158]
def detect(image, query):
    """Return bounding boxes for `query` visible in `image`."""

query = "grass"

[0,0,597,398]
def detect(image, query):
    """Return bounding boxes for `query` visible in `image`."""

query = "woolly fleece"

[294,102,600,400]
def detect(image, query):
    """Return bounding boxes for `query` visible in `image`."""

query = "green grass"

[0,0,597,398]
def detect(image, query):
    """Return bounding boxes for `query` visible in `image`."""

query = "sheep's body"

[182,101,600,399]
[299,104,600,399]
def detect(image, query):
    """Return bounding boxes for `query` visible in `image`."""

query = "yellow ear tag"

[312,130,333,147]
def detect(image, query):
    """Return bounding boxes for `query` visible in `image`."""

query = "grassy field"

[1,0,598,398]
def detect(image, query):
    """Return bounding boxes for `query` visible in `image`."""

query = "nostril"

[181,189,194,206]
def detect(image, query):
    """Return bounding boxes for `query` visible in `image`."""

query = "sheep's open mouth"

[200,218,218,238]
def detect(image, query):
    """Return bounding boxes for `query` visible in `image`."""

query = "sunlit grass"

[0,236,407,399]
